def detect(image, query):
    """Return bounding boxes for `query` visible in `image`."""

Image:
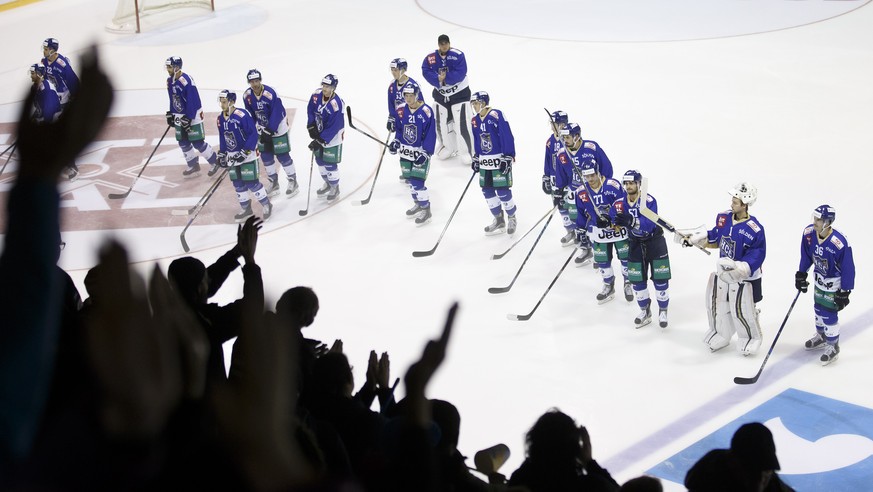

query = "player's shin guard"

[496,188,516,216]
[654,281,669,309]
[409,179,430,207]
[484,189,501,215]
[252,184,269,206]
[278,153,296,179]
[704,272,734,352]
[634,284,650,310]
[193,140,216,164]
[181,142,197,163]
[729,281,763,356]
[599,265,615,285]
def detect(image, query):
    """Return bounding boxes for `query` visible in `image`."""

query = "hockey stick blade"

[733,376,759,385]
[491,206,556,260]
[732,290,801,385]
[180,232,191,253]
[171,209,191,216]
[298,209,309,216]
[507,313,531,321]
[412,248,436,258]
[108,191,131,199]
[488,286,512,294]
[351,199,369,206]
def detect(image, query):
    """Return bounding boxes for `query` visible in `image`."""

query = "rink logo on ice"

[0,110,297,232]
[648,388,873,490]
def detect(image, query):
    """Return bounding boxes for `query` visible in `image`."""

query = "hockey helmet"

[471,91,490,106]
[622,169,642,184]
[29,64,46,78]
[321,73,339,88]
[246,69,262,81]
[729,182,757,206]
[42,38,59,52]
[165,56,183,70]
[218,89,237,104]
[580,158,599,176]
[551,110,569,126]
[813,204,836,227]
[401,81,421,100]
[560,122,582,138]
[390,58,408,71]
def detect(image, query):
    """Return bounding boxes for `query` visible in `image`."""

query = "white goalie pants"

[435,101,473,158]
[704,272,763,355]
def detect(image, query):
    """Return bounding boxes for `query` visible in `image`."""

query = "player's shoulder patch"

[803,225,815,235]
[233,108,246,118]
[584,141,597,150]
[427,53,436,65]
[830,234,845,250]
[244,88,253,97]
[179,76,189,87]
[747,220,761,233]
[605,178,621,190]
[645,194,655,204]
[716,211,730,228]
[558,152,569,164]
[330,98,339,111]
[56,57,67,68]
[488,109,500,120]
[423,106,432,118]
[396,106,406,118]
[449,48,463,55]
[263,90,274,100]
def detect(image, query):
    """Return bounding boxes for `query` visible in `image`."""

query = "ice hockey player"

[388,58,420,180]
[555,123,594,264]
[544,110,578,247]
[796,204,855,365]
[387,81,436,225]
[679,182,766,356]
[421,34,473,163]
[40,37,79,110]
[215,89,273,222]
[306,74,345,202]
[576,159,629,304]
[164,56,217,178]
[470,91,518,235]
[611,170,671,328]
[29,64,69,179]
[243,69,298,197]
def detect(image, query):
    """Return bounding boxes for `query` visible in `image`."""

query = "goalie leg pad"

[729,281,763,356]
[703,272,734,352]
[451,101,473,157]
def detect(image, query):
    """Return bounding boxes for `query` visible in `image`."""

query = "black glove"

[388,139,401,155]
[166,111,174,126]
[834,290,850,310]
[228,151,247,166]
[795,271,809,293]
[307,123,320,140]
[552,191,563,207]
[575,228,588,246]
[471,154,480,172]
[258,128,272,145]
[499,156,513,174]
[216,152,228,168]
[179,116,191,130]
[387,116,395,132]
[414,152,429,166]
[614,211,635,228]
[541,175,552,195]
[308,139,325,152]
[595,214,610,228]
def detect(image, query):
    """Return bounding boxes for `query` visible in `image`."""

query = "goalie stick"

[352,135,391,206]
[507,248,576,321]
[488,208,556,294]
[734,290,801,385]
[491,205,556,260]
[108,125,171,199]
[638,177,711,256]
[179,168,229,253]
[412,172,476,258]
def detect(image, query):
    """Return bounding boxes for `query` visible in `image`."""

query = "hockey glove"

[595,214,611,229]
[216,152,228,168]
[179,116,191,130]
[308,139,325,152]
[258,128,272,145]
[677,230,707,248]
[614,211,636,229]
[414,153,429,166]
[228,151,247,166]
[388,139,401,155]
[166,111,175,127]
[542,175,552,195]
[386,116,395,132]
[717,258,751,284]
[552,188,565,207]
[795,271,809,293]
[307,124,320,140]
[471,154,480,172]
[499,156,513,174]
[574,228,589,248]
[835,290,850,310]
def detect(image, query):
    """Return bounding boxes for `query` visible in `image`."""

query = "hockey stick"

[638,177,711,256]
[298,152,316,216]
[734,290,801,385]
[507,247,577,321]
[352,135,391,206]
[172,164,229,216]
[412,171,476,258]
[346,106,390,147]
[108,125,172,199]
[0,143,17,176]
[180,168,229,253]
[489,210,556,294]
[491,205,556,260]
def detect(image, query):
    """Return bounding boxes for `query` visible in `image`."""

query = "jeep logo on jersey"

[403,124,417,144]
[480,133,492,153]
[223,131,239,151]
[719,237,736,259]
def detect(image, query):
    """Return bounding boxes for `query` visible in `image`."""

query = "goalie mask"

[729,182,757,206]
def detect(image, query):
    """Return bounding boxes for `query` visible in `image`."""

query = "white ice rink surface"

[2,1,873,489]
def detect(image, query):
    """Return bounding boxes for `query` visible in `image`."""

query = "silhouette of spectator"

[685,448,753,492]
[620,475,663,491]
[731,422,794,492]
[508,409,619,491]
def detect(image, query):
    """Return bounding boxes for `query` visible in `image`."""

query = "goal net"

[106,0,215,33]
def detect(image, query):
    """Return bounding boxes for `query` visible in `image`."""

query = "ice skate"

[484,214,506,235]
[560,231,576,247]
[326,184,340,202]
[265,177,280,197]
[262,202,273,221]
[596,281,615,304]
[634,306,652,329]
[182,163,201,178]
[623,281,634,302]
[805,332,826,350]
[285,177,299,197]
[316,181,331,197]
[507,215,517,235]
[414,206,432,226]
[234,204,253,223]
[574,246,593,267]
[659,309,668,328]
[66,166,79,181]
[406,203,424,219]
[435,145,457,160]
[820,343,839,366]
[207,163,220,177]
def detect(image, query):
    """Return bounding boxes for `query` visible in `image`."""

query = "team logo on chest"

[403,123,417,144]
[719,237,736,259]
[255,111,268,127]
[172,94,184,113]
[223,130,239,150]
[480,132,492,153]
[814,256,829,274]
